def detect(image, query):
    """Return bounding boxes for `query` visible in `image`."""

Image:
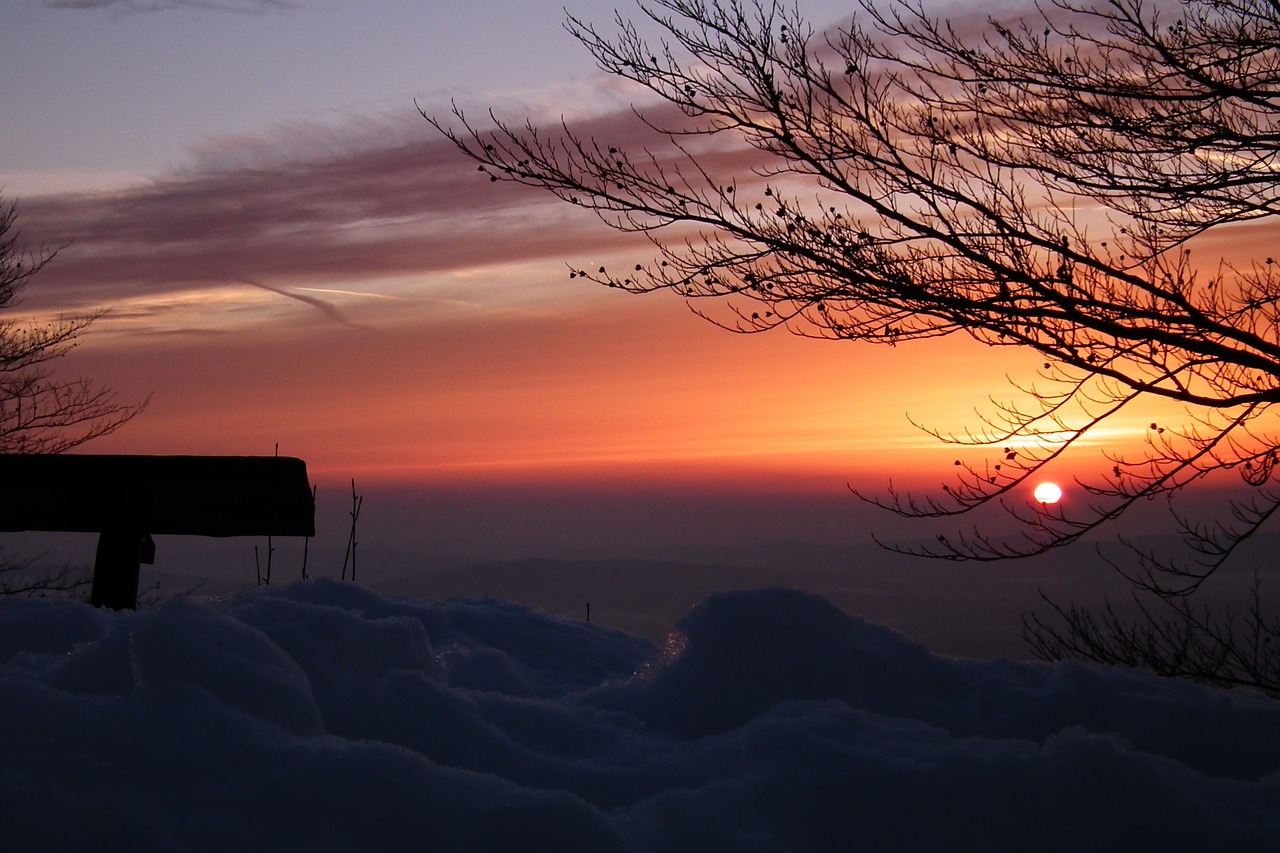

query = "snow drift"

[1,580,1277,851]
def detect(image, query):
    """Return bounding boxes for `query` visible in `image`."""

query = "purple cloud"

[17,102,754,315]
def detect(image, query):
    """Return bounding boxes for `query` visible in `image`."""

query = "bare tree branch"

[428,0,1280,693]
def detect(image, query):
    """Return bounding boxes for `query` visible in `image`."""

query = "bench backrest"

[0,454,315,537]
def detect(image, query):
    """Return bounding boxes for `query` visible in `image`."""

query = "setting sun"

[1033,482,1063,504]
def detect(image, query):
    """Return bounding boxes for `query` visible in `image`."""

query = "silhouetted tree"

[1,196,145,595]
[1,198,142,453]
[429,0,1280,694]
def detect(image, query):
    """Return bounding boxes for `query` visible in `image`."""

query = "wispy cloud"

[17,100,754,323]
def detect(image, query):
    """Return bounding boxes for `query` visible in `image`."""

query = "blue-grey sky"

[3,0,616,193]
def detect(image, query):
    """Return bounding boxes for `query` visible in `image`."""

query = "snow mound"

[1,580,1277,851]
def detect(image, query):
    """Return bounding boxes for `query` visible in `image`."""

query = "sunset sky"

[0,0,1199,555]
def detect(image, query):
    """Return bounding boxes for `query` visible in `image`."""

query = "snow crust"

[1,580,1277,851]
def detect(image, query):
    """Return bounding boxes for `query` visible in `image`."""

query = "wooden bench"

[0,454,315,609]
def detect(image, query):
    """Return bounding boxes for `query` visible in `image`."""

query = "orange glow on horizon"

[63,282,1163,498]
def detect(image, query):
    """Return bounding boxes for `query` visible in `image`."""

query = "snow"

[1,580,1278,851]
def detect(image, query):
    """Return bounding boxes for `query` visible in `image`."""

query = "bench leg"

[90,531,151,610]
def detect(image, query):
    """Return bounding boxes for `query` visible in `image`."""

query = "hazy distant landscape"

[16,519,1258,660]
[14,473,1277,662]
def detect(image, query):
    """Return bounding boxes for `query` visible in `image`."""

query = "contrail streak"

[236,277,355,326]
